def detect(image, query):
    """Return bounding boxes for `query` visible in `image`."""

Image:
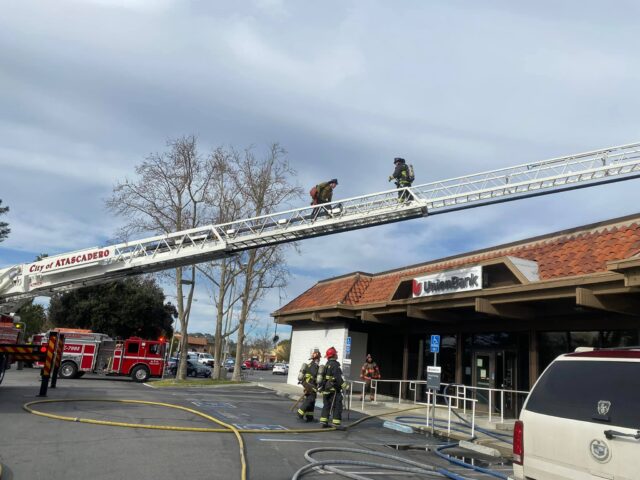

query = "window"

[569,331,598,351]
[127,342,139,354]
[526,360,640,429]
[602,330,639,348]
[149,344,161,355]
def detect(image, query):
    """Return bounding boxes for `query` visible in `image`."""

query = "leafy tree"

[48,277,176,339]
[16,303,51,339]
[0,199,9,242]
[275,338,290,362]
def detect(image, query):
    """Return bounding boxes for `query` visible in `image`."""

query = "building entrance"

[472,350,518,417]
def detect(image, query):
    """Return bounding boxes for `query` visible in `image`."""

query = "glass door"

[473,351,494,408]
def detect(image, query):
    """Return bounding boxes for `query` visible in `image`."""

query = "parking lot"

[0,368,512,479]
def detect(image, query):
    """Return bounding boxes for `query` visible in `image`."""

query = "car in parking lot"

[193,352,214,367]
[167,359,211,378]
[243,359,265,370]
[272,363,288,375]
[513,348,640,480]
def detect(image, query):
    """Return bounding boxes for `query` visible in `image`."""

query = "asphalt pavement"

[0,368,513,480]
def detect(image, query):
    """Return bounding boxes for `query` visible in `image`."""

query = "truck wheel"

[0,354,7,385]
[59,361,79,379]
[131,365,150,383]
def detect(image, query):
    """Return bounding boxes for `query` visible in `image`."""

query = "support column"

[456,333,463,384]
[529,329,538,389]
[402,334,409,399]
[417,338,424,402]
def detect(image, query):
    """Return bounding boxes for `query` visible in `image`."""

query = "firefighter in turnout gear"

[317,346,349,430]
[310,179,338,219]
[296,349,321,422]
[389,157,414,203]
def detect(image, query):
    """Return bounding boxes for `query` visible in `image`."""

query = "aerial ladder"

[1,141,640,314]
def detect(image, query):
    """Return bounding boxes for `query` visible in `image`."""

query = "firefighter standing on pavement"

[296,349,321,422]
[388,157,414,202]
[317,346,349,430]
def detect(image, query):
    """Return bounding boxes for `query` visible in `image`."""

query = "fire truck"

[40,330,167,383]
[0,314,21,384]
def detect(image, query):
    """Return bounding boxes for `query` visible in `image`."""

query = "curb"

[459,440,501,457]
[383,420,414,434]
[252,382,304,403]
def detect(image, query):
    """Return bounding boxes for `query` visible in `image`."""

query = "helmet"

[311,349,321,360]
[394,157,405,164]
[325,346,337,359]
[329,178,338,185]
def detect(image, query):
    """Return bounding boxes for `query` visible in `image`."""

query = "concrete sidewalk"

[251,379,514,457]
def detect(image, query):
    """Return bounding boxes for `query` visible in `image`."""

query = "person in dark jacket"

[389,158,413,202]
[311,179,338,218]
[296,349,321,422]
[359,353,381,401]
[317,346,349,430]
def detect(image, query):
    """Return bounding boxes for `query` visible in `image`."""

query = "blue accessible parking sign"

[430,335,440,353]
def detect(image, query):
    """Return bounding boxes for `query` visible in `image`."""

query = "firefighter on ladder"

[317,346,349,430]
[296,349,321,422]
[389,157,414,203]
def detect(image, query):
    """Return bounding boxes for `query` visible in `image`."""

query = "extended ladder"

[1,141,640,312]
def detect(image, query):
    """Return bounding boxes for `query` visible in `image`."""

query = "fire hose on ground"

[21,399,426,480]
[22,397,509,480]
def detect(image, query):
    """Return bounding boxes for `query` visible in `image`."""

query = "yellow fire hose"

[22,398,427,480]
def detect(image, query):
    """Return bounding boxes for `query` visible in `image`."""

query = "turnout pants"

[297,390,317,420]
[320,390,343,426]
[396,183,413,202]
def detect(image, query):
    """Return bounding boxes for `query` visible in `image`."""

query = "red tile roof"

[276,214,640,315]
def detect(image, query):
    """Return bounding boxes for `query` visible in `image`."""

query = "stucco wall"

[287,323,347,385]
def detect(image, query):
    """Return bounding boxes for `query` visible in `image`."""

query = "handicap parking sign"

[430,334,440,353]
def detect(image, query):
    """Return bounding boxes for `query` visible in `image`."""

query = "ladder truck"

[1,141,640,382]
[34,330,167,382]
[0,314,21,384]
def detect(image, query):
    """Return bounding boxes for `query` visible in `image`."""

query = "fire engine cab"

[0,314,19,344]
[48,331,166,383]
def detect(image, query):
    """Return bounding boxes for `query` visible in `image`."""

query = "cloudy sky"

[2,0,640,338]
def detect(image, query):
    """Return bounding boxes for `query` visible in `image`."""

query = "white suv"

[513,348,640,480]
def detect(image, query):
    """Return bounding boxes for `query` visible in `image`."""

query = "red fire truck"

[41,330,167,383]
[0,314,21,384]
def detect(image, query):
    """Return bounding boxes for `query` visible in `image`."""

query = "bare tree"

[106,136,216,380]
[248,330,275,362]
[231,145,302,381]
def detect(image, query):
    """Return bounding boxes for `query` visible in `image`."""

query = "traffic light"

[14,322,25,330]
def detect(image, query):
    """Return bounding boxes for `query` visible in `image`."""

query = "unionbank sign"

[412,266,483,297]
